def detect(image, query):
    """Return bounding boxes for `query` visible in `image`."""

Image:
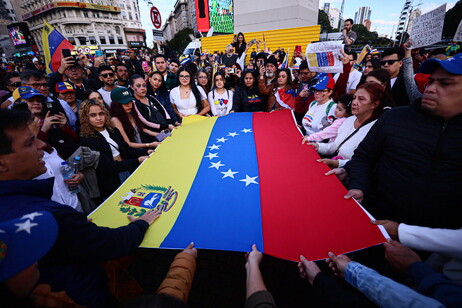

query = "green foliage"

[318,9,333,33]
[167,28,194,53]
[352,24,379,44]
[142,184,167,192]
[443,0,462,39]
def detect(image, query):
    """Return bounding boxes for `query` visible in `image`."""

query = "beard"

[265,71,274,78]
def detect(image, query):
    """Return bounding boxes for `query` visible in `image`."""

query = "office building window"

[117,37,124,44]
[109,36,115,44]
[100,36,107,44]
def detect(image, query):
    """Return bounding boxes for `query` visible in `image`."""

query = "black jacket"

[232,86,265,112]
[349,101,462,228]
[0,178,149,266]
[391,71,411,107]
[80,128,148,199]
[49,72,99,101]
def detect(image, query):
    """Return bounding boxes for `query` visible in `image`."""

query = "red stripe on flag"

[253,110,385,261]
[50,41,74,72]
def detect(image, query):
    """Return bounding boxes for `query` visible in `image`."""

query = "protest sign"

[306,41,344,74]
[454,19,462,42]
[410,4,446,49]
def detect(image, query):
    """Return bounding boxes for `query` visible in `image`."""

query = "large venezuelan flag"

[90,110,386,261]
[41,21,75,74]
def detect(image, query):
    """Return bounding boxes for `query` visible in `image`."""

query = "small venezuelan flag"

[90,110,386,261]
[42,21,75,74]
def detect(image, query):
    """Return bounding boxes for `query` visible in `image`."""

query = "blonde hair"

[79,99,113,137]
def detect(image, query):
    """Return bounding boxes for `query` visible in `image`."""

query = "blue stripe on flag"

[160,113,263,252]
[48,30,66,57]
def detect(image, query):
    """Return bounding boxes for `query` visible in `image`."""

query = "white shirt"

[98,86,122,109]
[170,86,207,116]
[208,89,233,117]
[317,116,376,167]
[334,69,362,93]
[100,129,120,157]
[302,99,337,135]
[34,148,81,211]
[390,76,398,88]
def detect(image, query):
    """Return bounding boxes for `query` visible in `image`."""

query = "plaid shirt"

[165,71,179,91]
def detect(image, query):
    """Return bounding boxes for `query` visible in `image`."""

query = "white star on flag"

[216,137,228,143]
[209,161,225,170]
[21,212,43,221]
[208,144,221,150]
[15,220,38,234]
[241,128,252,133]
[239,175,259,186]
[227,132,239,137]
[0,229,4,233]
[204,152,219,160]
[221,168,239,179]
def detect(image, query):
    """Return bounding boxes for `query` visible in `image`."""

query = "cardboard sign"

[306,41,344,74]
[410,4,446,49]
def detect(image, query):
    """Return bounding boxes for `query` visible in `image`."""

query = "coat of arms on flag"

[117,185,178,216]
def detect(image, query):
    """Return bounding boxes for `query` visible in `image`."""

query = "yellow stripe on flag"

[42,21,53,74]
[307,53,319,68]
[89,115,217,247]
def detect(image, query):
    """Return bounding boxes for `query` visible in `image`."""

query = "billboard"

[195,0,234,34]
[7,23,31,47]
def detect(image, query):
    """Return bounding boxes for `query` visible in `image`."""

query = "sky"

[139,0,457,47]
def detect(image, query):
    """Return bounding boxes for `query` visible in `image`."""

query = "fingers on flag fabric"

[41,21,74,74]
[90,110,386,261]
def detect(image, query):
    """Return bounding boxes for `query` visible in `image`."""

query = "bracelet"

[146,143,149,148]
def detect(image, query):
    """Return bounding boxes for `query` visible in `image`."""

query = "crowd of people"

[0,29,462,308]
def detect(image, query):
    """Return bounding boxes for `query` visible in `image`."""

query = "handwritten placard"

[306,41,344,73]
[410,4,446,49]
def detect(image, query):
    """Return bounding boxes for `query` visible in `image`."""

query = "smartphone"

[249,39,257,46]
[295,45,302,53]
[155,129,172,142]
[228,68,236,74]
[95,50,103,57]
[142,61,149,71]
[62,49,72,58]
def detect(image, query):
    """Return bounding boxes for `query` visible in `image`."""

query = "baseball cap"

[419,53,462,75]
[311,74,335,90]
[17,86,46,99]
[0,211,58,281]
[55,82,75,94]
[110,87,134,104]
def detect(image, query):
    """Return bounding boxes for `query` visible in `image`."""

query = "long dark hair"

[110,101,144,142]
[196,68,211,93]
[147,71,167,96]
[240,69,258,89]
[178,66,203,112]
[276,69,293,88]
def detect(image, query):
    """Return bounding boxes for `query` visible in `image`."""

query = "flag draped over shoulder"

[41,21,74,74]
[89,110,386,262]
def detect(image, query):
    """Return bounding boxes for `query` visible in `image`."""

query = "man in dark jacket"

[381,47,411,106]
[0,109,161,266]
[346,53,462,229]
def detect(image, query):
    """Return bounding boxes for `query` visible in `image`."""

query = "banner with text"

[410,4,446,49]
[306,41,344,73]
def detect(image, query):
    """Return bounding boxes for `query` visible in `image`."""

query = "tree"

[167,28,194,54]
[443,0,462,39]
[352,24,378,44]
[318,9,333,33]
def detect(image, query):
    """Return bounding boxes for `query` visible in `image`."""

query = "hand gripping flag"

[41,21,74,74]
[89,111,386,261]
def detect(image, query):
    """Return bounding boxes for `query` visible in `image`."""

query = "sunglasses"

[100,73,115,78]
[10,82,22,87]
[380,59,401,65]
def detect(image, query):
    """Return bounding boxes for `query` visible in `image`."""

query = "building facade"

[329,7,340,29]
[354,6,371,25]
[161,0,197,42]
[18,0,145,55]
